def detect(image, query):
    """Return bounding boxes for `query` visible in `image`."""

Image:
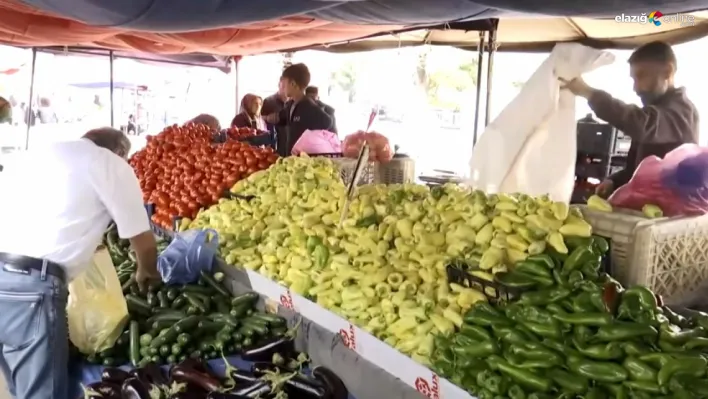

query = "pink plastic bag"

[609,144,708,217]
[342,131,393,163]
[292,129,342,155]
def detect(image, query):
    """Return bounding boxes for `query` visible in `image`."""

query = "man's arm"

[306,103,333,131]
[90,153,158,290]
[586,90,691,144]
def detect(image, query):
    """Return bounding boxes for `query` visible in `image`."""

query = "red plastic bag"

[342,131,393,163]
[609,144,708,217]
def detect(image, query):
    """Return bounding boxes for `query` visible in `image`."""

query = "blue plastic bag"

[158,229,219,285]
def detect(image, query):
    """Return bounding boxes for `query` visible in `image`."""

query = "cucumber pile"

[86,225,289,367]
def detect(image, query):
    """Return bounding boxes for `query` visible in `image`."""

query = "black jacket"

[316,100,337,134]
[276,97,333,156]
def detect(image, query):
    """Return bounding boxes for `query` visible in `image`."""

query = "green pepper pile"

[85,225,289,367]
[432,237,708,399]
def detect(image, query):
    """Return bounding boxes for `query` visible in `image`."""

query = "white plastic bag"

[67,248,129,354]
[468,43,615,202]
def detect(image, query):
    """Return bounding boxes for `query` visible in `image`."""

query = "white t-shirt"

[0,139,150,280]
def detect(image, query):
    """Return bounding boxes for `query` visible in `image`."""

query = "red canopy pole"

[24,47,37,150]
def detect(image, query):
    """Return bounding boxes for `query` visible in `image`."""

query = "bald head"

[83,127,131,159]
[188,114,221,132]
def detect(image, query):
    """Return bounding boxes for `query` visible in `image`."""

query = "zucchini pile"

[87,226,288,367]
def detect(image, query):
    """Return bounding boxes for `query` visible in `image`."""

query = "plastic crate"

[311,153,414,185]
[579,205,708,298]
[446,262,523,303]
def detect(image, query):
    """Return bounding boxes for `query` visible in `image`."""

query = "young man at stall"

[0,127,161,398]
[265,63,333,156]
[561,41,699,198]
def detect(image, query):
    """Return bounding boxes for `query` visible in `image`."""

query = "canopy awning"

[313,13,708,53]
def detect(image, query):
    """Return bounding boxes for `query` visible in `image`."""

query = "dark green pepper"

[603,383,629,399]
[493,326,530,346]
[552,269,567,286]
[591,235,610,254]
[573,325,593,344]
[509,343,563,365]
[618,286,658,324]
[638,353,674,369]
[573,339,624,360]
[460,324,492,341]
[495,271,540,290]
[580,262,600,281]
[585,387,608,399]
[684,336,708,350]
[511,305,556,325]
[670,373,708,395]
[507,384,526,399]
[486,355,552,392]
[454,334,477,347]
[621,341,652,357]
[658,339,685,353]
[548,368,587,394]
[541,339,565,353]
[564,236,593,250]
[657,355,707,386]
[526,254,555,269]
[562,246,595,276]
[594,322,658,342]
[553,312,613,326]
[452,340,499,358]
[659,326,706,345]
[567,355,629,383]
[523,322,561,339]
[622,356,657,382]
[661,306,692,329]
[464,306,513,328]
[623,380,662,394]
[567,270,584,286]
[545,303,566,315]
[515,261,552,279]
[517,287,572,306]
[476,370,508,395]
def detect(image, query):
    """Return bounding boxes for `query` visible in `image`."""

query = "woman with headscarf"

[231,94,266,130]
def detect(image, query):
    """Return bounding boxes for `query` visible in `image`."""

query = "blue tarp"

[18,0,708,32]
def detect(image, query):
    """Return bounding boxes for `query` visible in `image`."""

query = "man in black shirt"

[265,64,332,156]
[261,78,288,150]
[305,86,337,134]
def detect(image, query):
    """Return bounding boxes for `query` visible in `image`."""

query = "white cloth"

[468,43,615,202]
[0,139,149,280]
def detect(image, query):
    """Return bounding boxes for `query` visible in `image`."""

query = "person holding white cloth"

[0,128,160,398]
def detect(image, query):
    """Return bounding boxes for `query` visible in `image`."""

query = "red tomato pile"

[224,127,258,140]
[130,124,278,229]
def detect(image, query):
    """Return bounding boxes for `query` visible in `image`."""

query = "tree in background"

[415,47,478,111]
[330,61,358,103]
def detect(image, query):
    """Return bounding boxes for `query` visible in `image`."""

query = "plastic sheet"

[609,144,708,217]
[67,249,129,354]
[157,229,219,285]
[292,129,342,155]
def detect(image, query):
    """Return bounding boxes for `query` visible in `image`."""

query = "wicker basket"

[578,205,708,298]
[330,156,415,186]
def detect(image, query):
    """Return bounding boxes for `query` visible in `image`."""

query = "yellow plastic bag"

[67,247,129,354]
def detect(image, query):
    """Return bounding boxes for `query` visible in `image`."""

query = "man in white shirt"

[0,127,160,398]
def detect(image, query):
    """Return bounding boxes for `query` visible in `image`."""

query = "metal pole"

[109,50,115,127]
[484,26,498,126]
[24,48,38,150]
[234,57,241,117]
[472,31,486,146]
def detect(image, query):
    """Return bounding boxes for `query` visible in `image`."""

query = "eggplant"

[101,367,131,384]
[143,362,169,386]
[206,393,251,399]
[121,378,151,399]
[312,366,348,399]
[241,337,295,362]
[283,374,327,399]
[171,361,222,392]
[228,369,258,384]
[85,382,121,399]
[229,381,272,397]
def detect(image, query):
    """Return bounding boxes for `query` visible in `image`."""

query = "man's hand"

[264,113,279,124]
[559,76,594,98]
[136,267,161,293]
[595,179,615,199]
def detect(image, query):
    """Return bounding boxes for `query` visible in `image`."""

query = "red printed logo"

[339,324,357,351]
[415,374,440,399]
[279,291,294,310]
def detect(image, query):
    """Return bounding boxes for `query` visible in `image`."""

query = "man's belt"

[0,253,66,282]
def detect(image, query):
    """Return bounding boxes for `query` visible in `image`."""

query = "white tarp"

[468,43,615,202]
